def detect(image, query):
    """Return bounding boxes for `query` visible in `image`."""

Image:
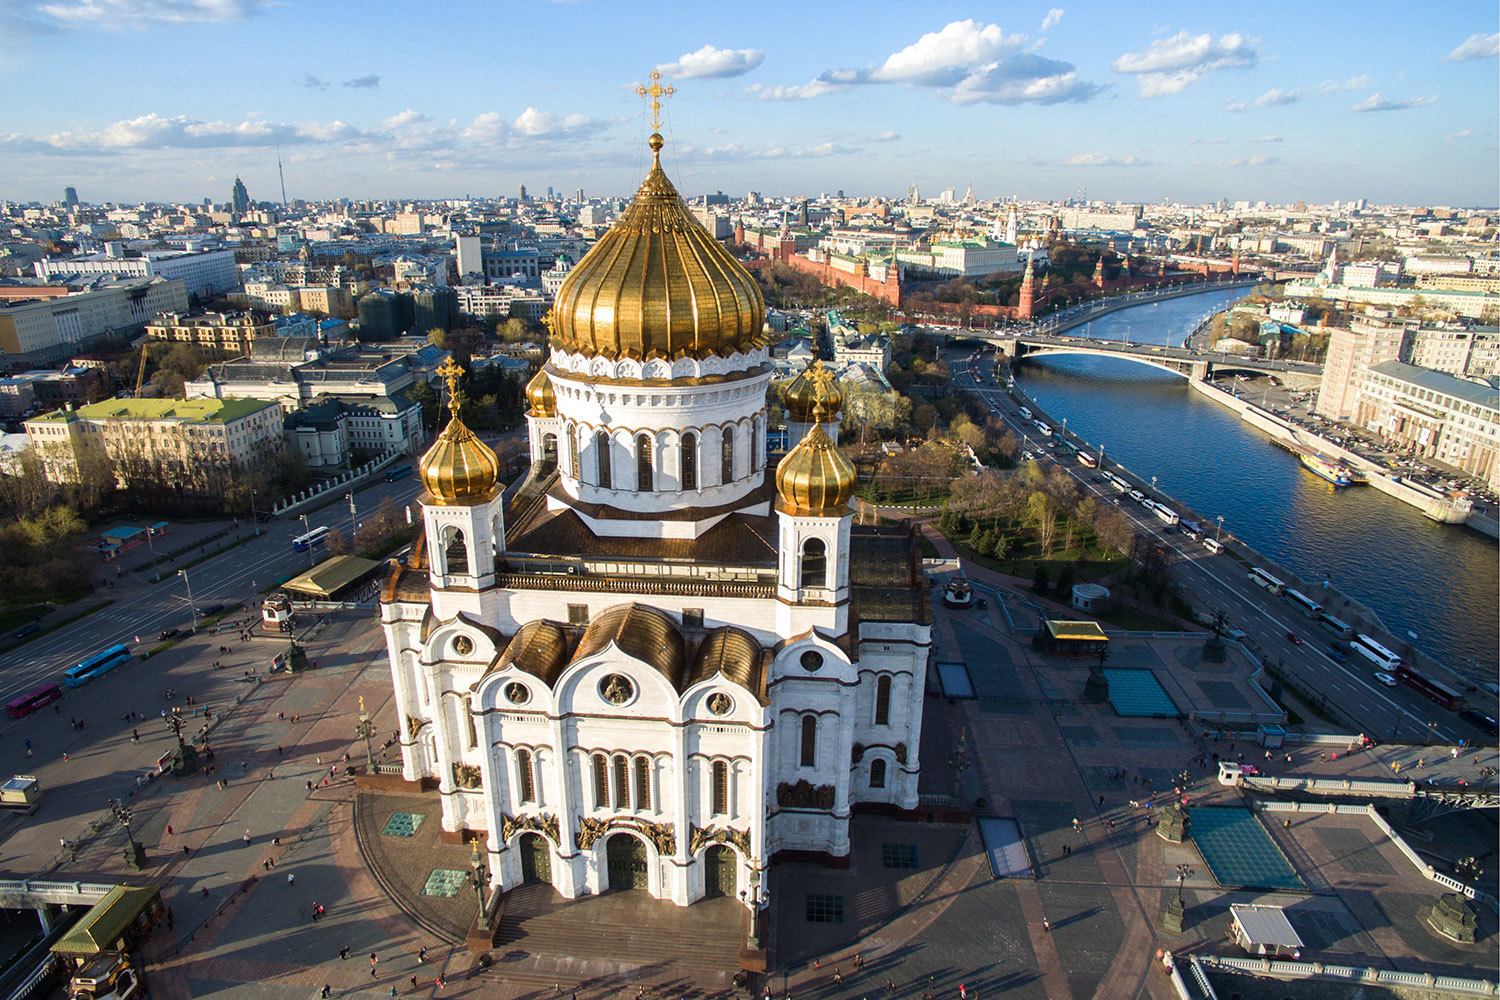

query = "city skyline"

[0,1,1496,206]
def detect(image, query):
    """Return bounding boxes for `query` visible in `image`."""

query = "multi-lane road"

[0,471,428,705]
[947,350,1487,746]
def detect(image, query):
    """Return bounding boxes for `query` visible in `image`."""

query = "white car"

[1374,672,1397,687]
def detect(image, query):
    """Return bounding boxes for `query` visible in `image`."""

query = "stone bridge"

[983,333,1324,390]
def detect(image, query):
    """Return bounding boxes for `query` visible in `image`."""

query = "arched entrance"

[605,833,648,891]
[704,844,737,899]
[519,832,551,885]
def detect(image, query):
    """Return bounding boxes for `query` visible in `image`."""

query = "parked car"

[196,604,225,617]
[158,628,180,641]
[1373,672,1397,687]
[13,622,39,638]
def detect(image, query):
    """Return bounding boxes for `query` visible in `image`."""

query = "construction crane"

[133,340,150,397]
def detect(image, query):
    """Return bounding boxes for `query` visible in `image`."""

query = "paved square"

[1102,668,1180,717]
[1191,806,1304,891]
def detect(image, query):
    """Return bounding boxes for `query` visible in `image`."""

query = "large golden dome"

[775,423,857,515]
[550,133,766,363]
[419,359,500,505]
[525,369,555,416]
[785,359,842,423]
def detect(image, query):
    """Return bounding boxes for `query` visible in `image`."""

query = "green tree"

[1056,563,1076,598]
[991,531,1010,562]
[1032,563,1050,594]
[407,381,440,432]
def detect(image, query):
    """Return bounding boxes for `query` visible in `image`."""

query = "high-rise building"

[456,235,483,280]
[231,177,250,215]
[1316,316,1414,421]
[63,186,79,207]
[518,184,527,202]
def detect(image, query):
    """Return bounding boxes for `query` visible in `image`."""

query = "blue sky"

[1,1,1495,207]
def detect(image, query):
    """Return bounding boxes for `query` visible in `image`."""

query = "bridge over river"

[983,331,1324,390]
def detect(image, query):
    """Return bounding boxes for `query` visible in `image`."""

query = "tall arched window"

[516,748,536,803]
[612,754,629,809]
[444,528,468,576]
[870,758,887,789]
[596,430,612,489]
[634,756,652,811]
[874,676,892,726]
[680,432,697,490]
[711,760,729,815]
[799,715,817,768]
[465,704,478,749]
[800,538,826,589]
[568,422,581,479]
[592,753,609,808]
[636,434,653,491]
[752,420,762,472]
[720,426,734,484]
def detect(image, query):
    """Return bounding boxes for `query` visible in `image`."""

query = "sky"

[0,1,1496,208]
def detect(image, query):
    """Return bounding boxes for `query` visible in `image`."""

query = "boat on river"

[1298,451,1352,487]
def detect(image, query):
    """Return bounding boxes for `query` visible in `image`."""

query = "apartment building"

[1355,361,1499,488]
[0,276,188,365]
[146,311,275,354]
[1315,315,1414,421]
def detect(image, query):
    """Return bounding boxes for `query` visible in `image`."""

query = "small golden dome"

[525,369,555,417]
[775,423,857,515]
[784,359,842,423]
[550,134,766,363]
[419,358,500,505]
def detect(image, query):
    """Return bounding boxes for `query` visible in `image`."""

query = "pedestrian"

[1098,794,1104,806]
[311,901,320,922]
[167,825,173,836]
[390,988,398,999]
[419,947,428,963]
[287,873,295,886]
[262,860,270,871]
[243,829,251,845]
[321,988,331,999]
[371,954,378,968]
[1042,918,1051,932]
[411,976,419,990]
[340,946,349,960]
[307,780,314,792]
[435,974,445,990]
[61,752,69,762]
[834,970,842,986]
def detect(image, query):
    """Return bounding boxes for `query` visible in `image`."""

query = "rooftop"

[1368,360,1499,409]
[30,397,277,424]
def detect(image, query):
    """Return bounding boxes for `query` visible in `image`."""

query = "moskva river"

[1013,288,1498,685]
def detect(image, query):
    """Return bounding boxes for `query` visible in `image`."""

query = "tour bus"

[1153,505,1181,526]
[1181,520,1203,539]
[384,464,413,482]
[291,525,331,552]
[1018,406,1033,421]
[1397,664,1463,711]
[1203,537,1222,554]
[1109,474,1129,493]
[1247,567,1287,595]
[1284,588,1324,618]
[1317,612,1354,639]
[5,683,61,719]
[1353,634,1401,671]
[1077,452,1097,468]
[1033,420,1053,437]
[63,645,131,688]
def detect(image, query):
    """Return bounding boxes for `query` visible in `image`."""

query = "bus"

[63,645,131,688]
[1109,475,1129,493]
[1284,589,1324,618]
[5,683,61,719]
[1352,634,1401,671]
[1018,406,1033,421]
[292,526,330,552]
[1077,452,1097,468]
[384,464,413,482]
[1153,505,1181,527]
[1396,664,1463,711]
[1247,567,1287,595]
[1033,420,1052,437]
[1317,612,1354,639]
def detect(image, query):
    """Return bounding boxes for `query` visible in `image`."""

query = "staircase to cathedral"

[486,883,748,988]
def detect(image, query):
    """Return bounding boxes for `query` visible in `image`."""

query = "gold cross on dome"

[436,356,465,412]
[541,309,557,338]
[636,69,675,133]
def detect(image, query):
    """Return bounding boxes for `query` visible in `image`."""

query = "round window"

[504,682,530,705]
[707,692,733,716]
[599,674,635,705]
[452,635,474,656]
[800,649,823,672]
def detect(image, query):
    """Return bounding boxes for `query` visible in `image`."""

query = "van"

[1018,406,1033,421]
[1203,537,1222,554]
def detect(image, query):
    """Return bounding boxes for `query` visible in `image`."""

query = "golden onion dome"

[419,359,500,505]
[784,359,842,423]
[775,423,857,516]
[550,133,766,363]
[525,369,555,417]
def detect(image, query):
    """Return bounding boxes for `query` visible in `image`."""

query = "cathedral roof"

[495,619,573,685]
[573,603,687,690]
[418,359,500,505]
[784,359,842,423]
[689,626,768,703]
[524,368,555,417]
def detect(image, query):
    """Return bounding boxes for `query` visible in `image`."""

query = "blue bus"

[384,464,413,482]
[63,644,131,688]
[292,525,330,552]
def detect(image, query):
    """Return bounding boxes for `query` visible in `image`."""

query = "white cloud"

[1444,128,1472,141]
[1187,137,1228,145]
[1352,92,1438,112]
[658,44,765,79]
[1443,32,1499,61]
[1112,30,1260,96]
[343,74,380,89]
[381,109,428,130]
[299,72,329,90]
[1195,154,1277,168]
[1224,99,1246,113]
[1250,134,1283,143]
[747,79,848,101]
[1040,8,1063,31]
[871,130,901,142]
[1254,87,1299,107]
[36,0,267,28]
[950,53,1106,105]
[821,19,1028,87]
[510,107,598,138]
[1060,152,1149,166]
[680,140,854,162]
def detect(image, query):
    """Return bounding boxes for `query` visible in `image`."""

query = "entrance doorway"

[606,834,648,891]
[704,844,736,898]
[519,832,551,885]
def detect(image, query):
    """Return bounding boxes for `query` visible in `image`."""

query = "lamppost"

[355,696,376,769]
[1174,863,1194,905]
[346,492,358,546]
[1426,721,1438,747]
[1163,861,1194,932]
[948,728,972,806]
[111,800,147,869]
[145,529,160,576]
[1151,475,1158,495]
[178,569,197,632]
[739,856,769,950]
[470,841,491,931]
[1455,856,1484,884]
[249,488,260,534]
[1215,515,1224,541]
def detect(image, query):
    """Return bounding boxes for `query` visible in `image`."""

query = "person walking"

[321,988,331,999]
[340,946,350,960]
[419,947,428,963]
[411,976,419,991]
[287,873,295,886]
[242,829,251,845]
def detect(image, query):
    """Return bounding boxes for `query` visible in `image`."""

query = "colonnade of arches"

[557,417,766,494]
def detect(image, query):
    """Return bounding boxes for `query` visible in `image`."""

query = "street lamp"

[948,728,972,806]
[1215,515,1224,541]
[355,696,376,769]
[178,569,198,632]
[1151,475,1158,495]
[1174,863,1195,905]
[739,856,769,950]
[470,841,491,931]
[111,800,147,870]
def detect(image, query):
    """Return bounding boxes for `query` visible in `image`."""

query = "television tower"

[276,144,289,208]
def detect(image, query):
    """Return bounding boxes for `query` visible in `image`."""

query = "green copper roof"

[32,397,278,424]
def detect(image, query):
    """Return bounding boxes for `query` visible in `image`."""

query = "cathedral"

[378,123,931,911]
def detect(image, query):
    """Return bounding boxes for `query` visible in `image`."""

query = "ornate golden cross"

[636,69,675,133]
[541,309,557,339]
[436,356,465,412]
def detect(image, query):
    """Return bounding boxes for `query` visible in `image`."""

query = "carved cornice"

[688,824,750,857]
[575,815,677,856]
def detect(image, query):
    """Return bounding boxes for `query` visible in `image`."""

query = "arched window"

[444,528,468,576]
[800,715,817,768]
[568,422,580,479]
[711,760,729,815]
[800,538,826,589]
[680,432,697,490]
[516,748,536,803]
[596,430,612,489]
[636,434,653,491]
[874,676,892,726]
[612,754,629,809]
[634,756,652,811]
[491,514,502,561]
[541,432,557,465]
[752,421,762,472]
[592,753,609,809]
[870,758,887,789]
[720,426,734,484]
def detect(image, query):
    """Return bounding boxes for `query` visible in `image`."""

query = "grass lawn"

[0,605,50,632]
[950,535,1127,585]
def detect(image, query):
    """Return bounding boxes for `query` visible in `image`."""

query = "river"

[1012,288,1499,686]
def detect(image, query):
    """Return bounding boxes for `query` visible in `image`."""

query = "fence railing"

[1188,954,1496,996]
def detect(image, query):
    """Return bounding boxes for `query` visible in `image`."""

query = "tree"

[428,327,447,349]
[325,527,351,555]
[1032,563,1050,594]
[1056,564,1076,598]
[408,380,441,432]
[991,531,1011,562]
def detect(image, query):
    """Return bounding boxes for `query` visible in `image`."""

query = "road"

[0,471,428,705]
[946,348,1486,746]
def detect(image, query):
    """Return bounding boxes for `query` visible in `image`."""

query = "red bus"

[5,683,61,719]
[1395,664,1464,711]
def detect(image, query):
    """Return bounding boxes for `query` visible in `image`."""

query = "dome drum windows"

[680,432,697,491]
[636,435,653,492]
